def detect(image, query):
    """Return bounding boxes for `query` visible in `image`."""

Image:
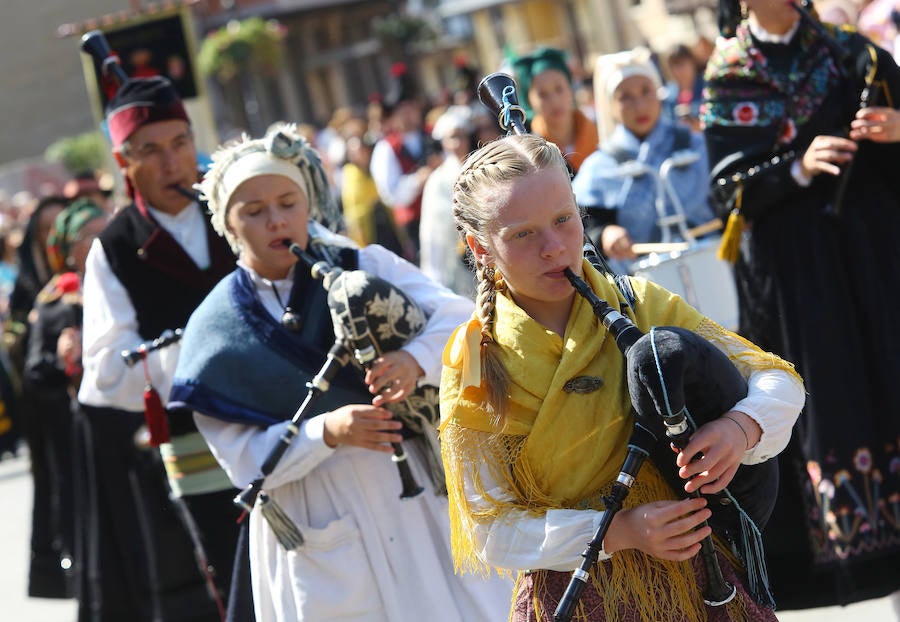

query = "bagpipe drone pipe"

[80,29,202,203]
[792,0,884,216]
[477,72,779,621]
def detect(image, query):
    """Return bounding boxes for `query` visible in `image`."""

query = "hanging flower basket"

[198,17,286,83]
[373,14,436,52]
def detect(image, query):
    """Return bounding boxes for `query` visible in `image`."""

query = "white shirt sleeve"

[194,411,335,490]
[359,244,474,387]
[731,367,805,464]
[463,469,610,572]
[370,138,423,207]
[77,238,180,411]
[708,329,806,464]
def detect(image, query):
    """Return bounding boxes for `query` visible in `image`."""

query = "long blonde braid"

[451,134,569,417]
[471,261,509,416]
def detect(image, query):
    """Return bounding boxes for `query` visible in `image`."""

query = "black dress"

[23,276,80,598]
[702,21,900,609]
[76,201,248,622]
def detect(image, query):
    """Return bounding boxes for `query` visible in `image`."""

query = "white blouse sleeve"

[709,330,806,464]
[77,238,180,411]
[463,470,610,572]
[370,139,422,207]
[194,411,335,490]
[359,244,474,387]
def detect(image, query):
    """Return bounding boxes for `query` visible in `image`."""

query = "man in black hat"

[75,76,242,622]
[370,63,439,262]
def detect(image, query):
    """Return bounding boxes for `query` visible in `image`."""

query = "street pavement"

[0,450,898,621]
[0,450,77,621]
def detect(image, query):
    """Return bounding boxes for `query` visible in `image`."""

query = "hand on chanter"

[849,106,900,143]
[323,404,403,453]
[675,410,761,495]
[800,134,857,178]
[605,497,712,561]
[365,350,424,406]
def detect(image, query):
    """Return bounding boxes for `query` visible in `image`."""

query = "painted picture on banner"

[87,13,198,105]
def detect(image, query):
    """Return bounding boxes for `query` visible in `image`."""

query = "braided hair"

[451,133,569,414]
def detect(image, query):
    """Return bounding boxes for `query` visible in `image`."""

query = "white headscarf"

[431,105,474,141]
[199,123,342,253]
[593,47,664,142]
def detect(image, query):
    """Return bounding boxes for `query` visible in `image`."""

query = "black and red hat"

[106,76,189,149]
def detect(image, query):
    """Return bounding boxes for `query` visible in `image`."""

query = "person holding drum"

[703,0,900,610]
[170,123,513,621]
[571,47,716,276]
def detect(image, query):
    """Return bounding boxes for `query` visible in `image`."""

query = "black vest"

[98,202,236,340]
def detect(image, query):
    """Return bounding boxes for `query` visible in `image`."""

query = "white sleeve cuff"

[731,369,805,464]
[790,159,812,187]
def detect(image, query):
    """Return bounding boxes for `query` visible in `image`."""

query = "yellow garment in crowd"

[440,259,799,620]
[340,162,381,246]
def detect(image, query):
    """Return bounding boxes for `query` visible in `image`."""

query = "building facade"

[0,0,711,195]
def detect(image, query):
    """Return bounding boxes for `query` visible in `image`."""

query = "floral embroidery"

[803,441,900,564]
[700,22,849,141]
[733,102,758,125]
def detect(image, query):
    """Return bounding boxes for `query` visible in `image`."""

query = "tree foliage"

[44,131,108,175]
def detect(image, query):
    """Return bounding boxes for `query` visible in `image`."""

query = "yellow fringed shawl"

[440,260,801,621]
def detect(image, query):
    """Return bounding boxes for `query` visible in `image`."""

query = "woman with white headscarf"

[572,47,715,275]
[169,124,512,621]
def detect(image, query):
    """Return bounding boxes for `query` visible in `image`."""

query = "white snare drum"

[631,237,739,331]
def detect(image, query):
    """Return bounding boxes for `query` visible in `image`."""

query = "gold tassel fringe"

[717,184,744,264]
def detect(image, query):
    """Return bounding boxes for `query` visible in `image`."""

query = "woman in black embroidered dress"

[702,0,900,609]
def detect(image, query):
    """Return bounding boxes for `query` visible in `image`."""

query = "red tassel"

[143,384,171,446]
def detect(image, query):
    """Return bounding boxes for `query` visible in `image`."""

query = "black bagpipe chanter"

[712,2,890,226]
[477,73,779,621]
[793,0,886,216]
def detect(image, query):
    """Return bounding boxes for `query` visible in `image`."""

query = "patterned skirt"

[512,550,778,622]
